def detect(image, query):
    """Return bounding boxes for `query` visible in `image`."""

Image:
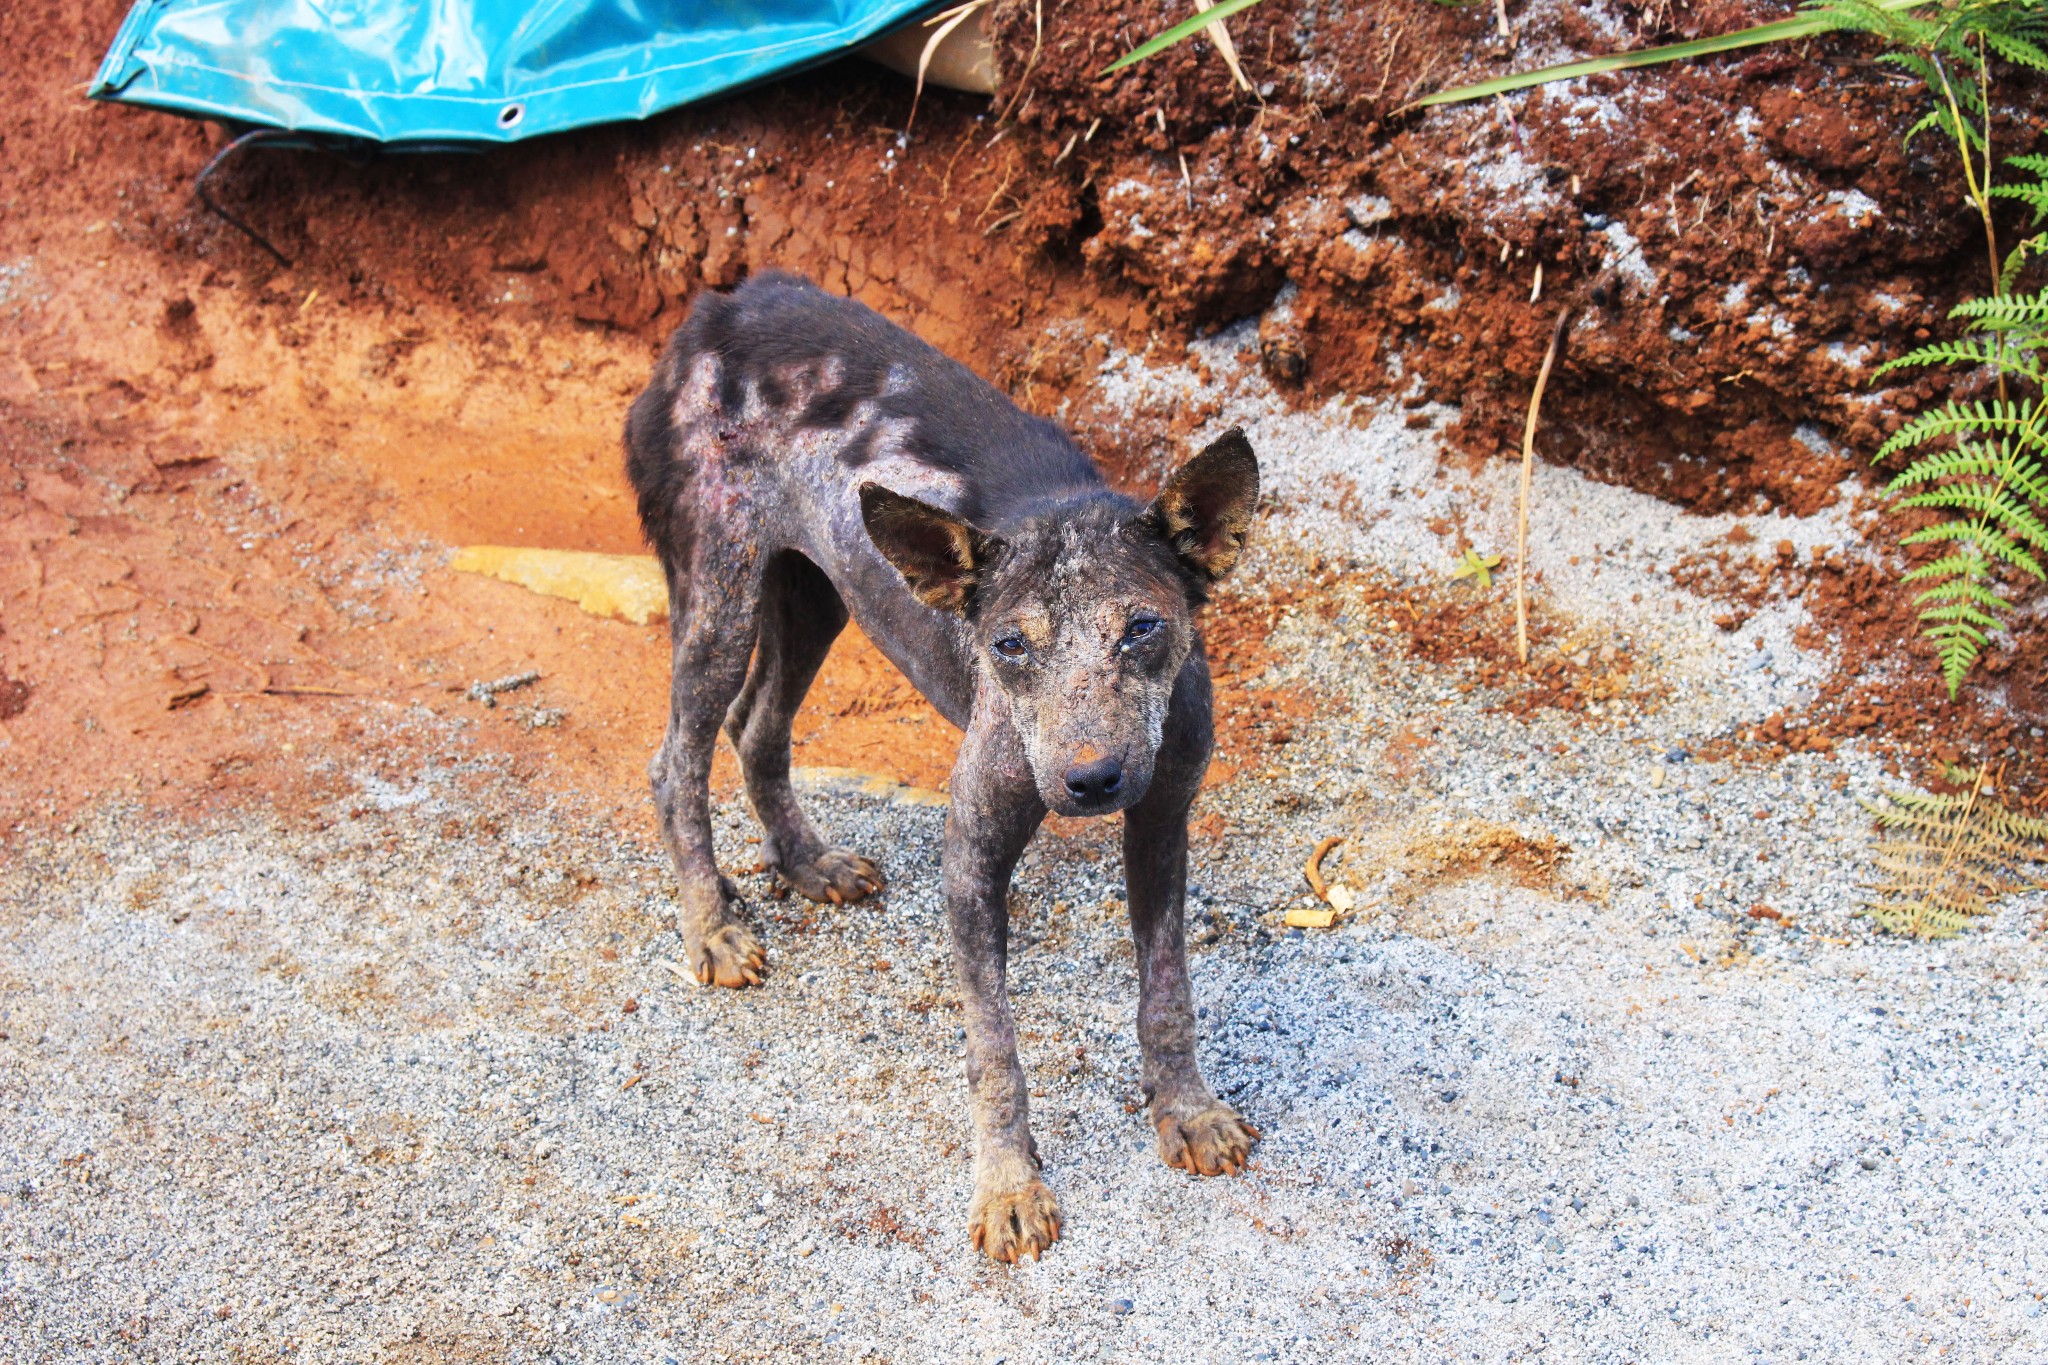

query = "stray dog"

[625,273,1261,1262]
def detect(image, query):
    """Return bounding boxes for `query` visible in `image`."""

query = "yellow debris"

[1285,907,1337,929]
[449,546,667,625]
[792,766,949,808]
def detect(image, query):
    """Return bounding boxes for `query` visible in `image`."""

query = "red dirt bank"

[2,0,2043,833]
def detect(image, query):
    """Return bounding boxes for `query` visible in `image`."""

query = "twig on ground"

[467,671,542,707]
[1304,835,1344,902]
[1516,309,1570,665]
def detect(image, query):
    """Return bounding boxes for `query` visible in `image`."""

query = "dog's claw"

[692,922,767,989]
[774,846,883,906]
[968,1178,1062,1263]
[1156,1103,1260,1177]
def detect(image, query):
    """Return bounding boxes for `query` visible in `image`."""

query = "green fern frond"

[1877,338,2048,385]
[1930,623,1988,691]
[1912,600,2004,638]
[1950,286,2048,328]
[1991,184,2048,222]
[1906,575,2008,611]
[1881,49,1944,82]
[1981,30,2048,69]
[1913,598,2004,633]
[1806,0,1930,41]
[2000,452,2048,504]
[1893,482,2048,546]
[1884,499,2048,568]
[1883,449,2006,490]
[1899,103,1966,150]
[1897,551,1995,585]
[1875,401,2032,462]
[1998,233,2048,291]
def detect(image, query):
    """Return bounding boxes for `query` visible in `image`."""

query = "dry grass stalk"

[1516,310,1569,664]
[907,0,991,132]
[1863,765,2048,939]
[994,0,1044,124]
[1192,0,1255,93]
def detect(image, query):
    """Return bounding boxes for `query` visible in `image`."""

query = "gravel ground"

[5,334,2047,1362]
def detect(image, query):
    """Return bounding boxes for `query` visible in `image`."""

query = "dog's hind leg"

[652,538,768,988]
[724,550,883,906]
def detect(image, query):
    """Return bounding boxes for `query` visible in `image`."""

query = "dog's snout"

[1063,755,1124,806]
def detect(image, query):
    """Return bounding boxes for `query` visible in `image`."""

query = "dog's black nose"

[1064,756,1124,805]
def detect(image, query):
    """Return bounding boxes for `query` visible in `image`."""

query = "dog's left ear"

[1141,428,1261,582]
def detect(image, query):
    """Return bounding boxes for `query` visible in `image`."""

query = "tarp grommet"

[497,103,525,130]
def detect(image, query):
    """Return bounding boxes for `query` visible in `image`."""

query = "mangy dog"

[625,272,1262,1262]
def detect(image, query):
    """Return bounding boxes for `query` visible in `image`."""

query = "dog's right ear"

[859,484,1003,615]
[1143,428,1261,583]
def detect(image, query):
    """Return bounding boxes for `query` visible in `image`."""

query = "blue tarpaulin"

[89,1,943,147]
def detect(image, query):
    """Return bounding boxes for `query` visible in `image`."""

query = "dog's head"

[861,430,1259,816]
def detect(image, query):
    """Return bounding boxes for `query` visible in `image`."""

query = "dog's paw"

[688,922,766,988]
[775,847,883,906]
[1156,1103,1261,1177]
[969,1177,1062,1263]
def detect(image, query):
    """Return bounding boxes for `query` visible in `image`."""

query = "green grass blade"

[1402,0,1931,111]
[1101,0,1272,75]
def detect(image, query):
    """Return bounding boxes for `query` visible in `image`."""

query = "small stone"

[1110,1298,1134,1316]
[1544,1235,1564,1253]
[1497,1288,1520,1304]
[1651,764,1667,790]
[533,1138,558,1160]
[1859,1156,1879,1171]
[1258,322,1308,385]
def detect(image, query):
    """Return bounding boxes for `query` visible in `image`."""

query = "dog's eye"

[993,634,1029,661]
[1121,617,1162,647]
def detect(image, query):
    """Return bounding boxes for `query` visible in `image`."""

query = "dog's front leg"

[943,705,1054,1262]
[1123,672,1261,1177]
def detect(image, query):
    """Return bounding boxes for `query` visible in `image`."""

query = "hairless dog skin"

[626,273,1262,1262]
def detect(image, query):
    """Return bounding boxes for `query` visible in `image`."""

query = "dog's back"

[626,274,1103,566]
